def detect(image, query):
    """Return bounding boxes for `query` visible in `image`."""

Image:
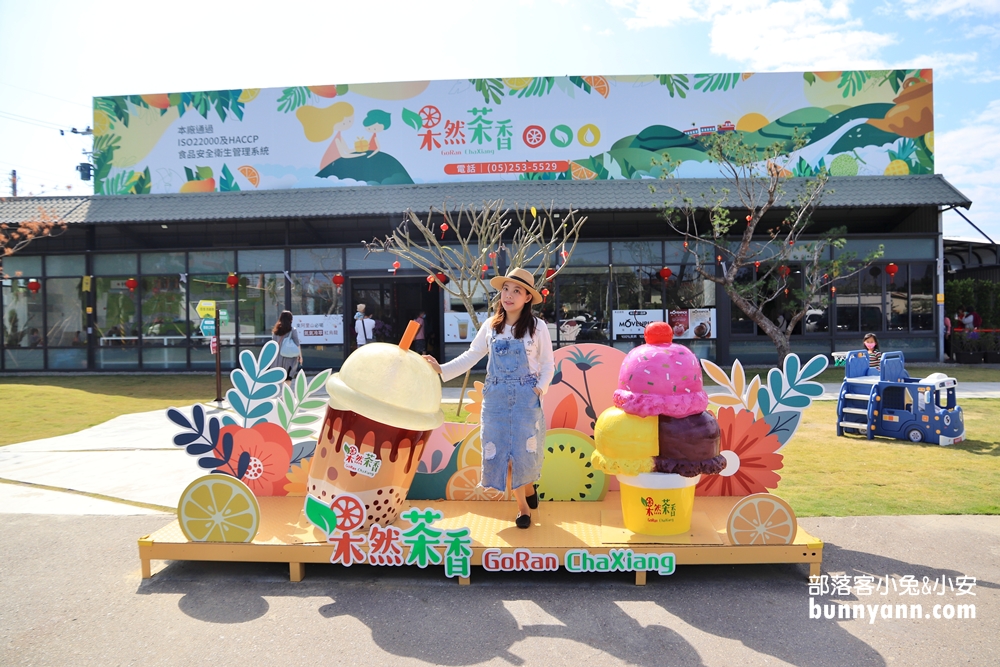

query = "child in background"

[863,333,881,371]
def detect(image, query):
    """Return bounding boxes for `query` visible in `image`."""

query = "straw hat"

[490,267,543,305]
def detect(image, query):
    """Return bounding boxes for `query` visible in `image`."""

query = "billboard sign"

[93,70,933,195]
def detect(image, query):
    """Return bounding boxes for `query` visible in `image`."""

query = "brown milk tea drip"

[321,406,428,476]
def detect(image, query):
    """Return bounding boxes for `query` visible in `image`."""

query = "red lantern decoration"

[541,288,549,302]
[886,263,899,280]
[560,250,569,260]
[227,273,238,288]
[778,265,791,279]
[683,241,688,249]
[435,271,449,285]
[126,277,138,293]
[427,275,435,291]
[746,214,752,222]
[27,279,40,294]
[332,273,345,287]
[659,267,672,279]
[439,222,449,240]
[754,261,761,270]
[392,260,401,275]
[545,268,556,281]
[481,264,488,276]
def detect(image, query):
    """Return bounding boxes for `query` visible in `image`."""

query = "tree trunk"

[727,287,793,362]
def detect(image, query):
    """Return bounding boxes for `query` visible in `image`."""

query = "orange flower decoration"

[218,423,293,497]
[462,381,484,423]
[696,407,783,496]
[283,457,312,496]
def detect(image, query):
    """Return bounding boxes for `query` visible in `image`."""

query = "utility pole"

[9,170,16,197]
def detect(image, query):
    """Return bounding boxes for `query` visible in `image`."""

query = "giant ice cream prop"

[306,322,444,531]
[592,322,725,535]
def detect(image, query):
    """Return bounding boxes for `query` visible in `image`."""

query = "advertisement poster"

[444,312,486,343]
[668,308,717,340]
[92,70,933,195]
[612,310,665,340]
[292,314,343,345]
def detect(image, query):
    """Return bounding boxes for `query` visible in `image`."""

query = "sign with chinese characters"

[343,443,382,478]
[93,70,934,195]
[611,309,665,340]
[292,314,343,345]
[196,300,216,318]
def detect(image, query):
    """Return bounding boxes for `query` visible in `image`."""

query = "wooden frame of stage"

[138,493,823,585]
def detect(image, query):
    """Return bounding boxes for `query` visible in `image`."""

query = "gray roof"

[0,175,971,225]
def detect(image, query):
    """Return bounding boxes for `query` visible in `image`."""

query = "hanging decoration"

[545,268,556,281]
[392,260,401,275]
[27,279,40,294]
[426,275,435,291]
[481,264,488,277]
[886,263,899,281]
[126,278,138,293]
[777,266,791,279]
[659,267,672,279]
[439,222,448,240]
[540,288,549,302]
[227,273,239,288]
[332,273,345,287]
[435,272,449,285]
[869,266,881,278]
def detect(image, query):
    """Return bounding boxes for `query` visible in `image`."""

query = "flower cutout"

[696,407,783,496]
[462,381,484,424]
[218,423,293,496]
[284,457,312,496]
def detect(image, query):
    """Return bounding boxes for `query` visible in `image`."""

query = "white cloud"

[894,51,979,78]
[937,100,1000,239]
[898,0,1000,19]
[608,0,897,70]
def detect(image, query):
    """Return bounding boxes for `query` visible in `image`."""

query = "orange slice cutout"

[582,76,609,98]
[238,165,260,187]
[569,161,598,181]
[446,465,505,501]
[330,494,365,531]
[726,493,797,545]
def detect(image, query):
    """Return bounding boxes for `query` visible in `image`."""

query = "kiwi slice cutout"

[536,428,609,501]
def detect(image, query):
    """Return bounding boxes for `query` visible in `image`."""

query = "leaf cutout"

[209,418,220,446]
[300,400,327,410]
[227,390,247,417]
[418,461,428,474]
[231,370,252,399]
[305,495,337,536]
[731,359,746,401]
[745,376,762,417]
[192,404,205,434]
[166,408,192,430]
[257,340,279,372]
[288,429,315,438]
[221,415,238,426]
[277,403,289,429]
[173,432,200,446]
[783,354,801,388]
[707,394,745,407]
[308,369,331,395]
[795,382,824,398]
[239,349,259,380]
[763,411,801,447]
[799,354,829,382]
[236,451,251,479]
[198,457,227,469]
[221,432,234,462]
[291,440,317,463]
[431,449,443,472]
[251,384,280,401]
[757,386,772,417]
[247,402,273,420]
[779,394,811,409]
[700,359,736,395]
[284,385,296,411]
[550,394,579,429]
[186,443,214,456]
[402,107,423,131]
[767,368,784,401]
[291,415,319,425]
[257,368,287,385]
[295,370,307,400]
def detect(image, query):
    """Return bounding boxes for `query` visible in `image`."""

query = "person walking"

[412,311,427,354]
[355,311,375,348]
[422,268,554,529]
[271,310,302,383]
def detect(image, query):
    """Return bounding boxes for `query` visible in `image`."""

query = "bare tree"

[655,132,882,361]
[0,205,68,263]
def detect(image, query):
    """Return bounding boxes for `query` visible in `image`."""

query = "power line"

[0,81,92,109]
[0,109,70,131]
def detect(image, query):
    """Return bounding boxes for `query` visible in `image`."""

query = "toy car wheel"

[907,428,923,443]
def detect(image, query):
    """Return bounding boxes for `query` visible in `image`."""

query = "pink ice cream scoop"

[614,322,709,418]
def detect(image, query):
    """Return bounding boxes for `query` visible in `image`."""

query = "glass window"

[346,248,414,270]
[612,241,659,265]
[188,275,237,349]
[238,273,285,348]
[884,264,909,332]
[291,272,345,366]
[760,265,803,336]
[564,242,609,266]
[2,255,42,278]
[2,279,43,349]
[141,275,189,368]
[665,263,714,310]
[860,266,882,333]
[94,253,137,275]
[910,263,935,331]
[835,238,935,260]
[141,252,186,274]
[291,247,343,271]
[46,278,87,347]
[94,277,139,369]
[835,270,860,333]
[239,249,285,272]
[189,251,234,273]
[612,266,656,311]
[46,255,85,276]
[554,268,610,344]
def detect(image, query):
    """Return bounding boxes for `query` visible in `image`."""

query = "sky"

[1,0,998,241]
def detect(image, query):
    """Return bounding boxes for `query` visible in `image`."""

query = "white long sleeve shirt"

[439,317,555,394]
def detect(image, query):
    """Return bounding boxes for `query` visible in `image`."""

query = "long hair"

[273,310,293,336]
[491,299,537,340]
[863,332,880,352]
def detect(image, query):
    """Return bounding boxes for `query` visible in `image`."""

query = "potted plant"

[953,330,985,364]
[984,331,1000,364]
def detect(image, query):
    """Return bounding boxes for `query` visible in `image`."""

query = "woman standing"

[271,310,303,383]
[422,268,554,529]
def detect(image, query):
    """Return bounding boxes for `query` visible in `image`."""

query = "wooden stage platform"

[138,493,823,585]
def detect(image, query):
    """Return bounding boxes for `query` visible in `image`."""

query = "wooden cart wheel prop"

[178,475,260,543]
[330,493,365,532]
[726,493,797,546]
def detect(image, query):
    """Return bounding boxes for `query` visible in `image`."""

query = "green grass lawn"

[2,376,997,517]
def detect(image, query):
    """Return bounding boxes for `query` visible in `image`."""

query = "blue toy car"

[836,350,965,446]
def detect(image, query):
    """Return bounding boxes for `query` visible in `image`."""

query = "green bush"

[945,278,1000,327]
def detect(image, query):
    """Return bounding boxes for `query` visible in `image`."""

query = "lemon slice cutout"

[447,466,506,501]
[178,475,260,543]
[726,493,797,546]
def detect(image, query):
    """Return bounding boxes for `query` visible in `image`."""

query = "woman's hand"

[422,355,442,375]
[533,387,543,397]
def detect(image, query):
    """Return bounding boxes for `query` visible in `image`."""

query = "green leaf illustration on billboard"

[401,107,423,131]
[694,72,742,93]
[277,87,312,113]
[220,164,240,192]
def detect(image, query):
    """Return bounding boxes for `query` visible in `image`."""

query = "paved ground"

[1,384,998,665]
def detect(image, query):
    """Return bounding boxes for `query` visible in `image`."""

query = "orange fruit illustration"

[815,71,842,82]
[446,466,505,501]
[308,85,339,98]
[238,165,260,187]
[582,76,610,98]
[179,178,216,193]
[141,94,171,110]
[330,494,365,531]
[569,161,598,181]
[726,493,797,545]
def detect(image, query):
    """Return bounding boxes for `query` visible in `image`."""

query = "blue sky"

[1,0,998,240]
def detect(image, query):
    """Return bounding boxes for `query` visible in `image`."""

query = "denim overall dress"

[479,330,546,492]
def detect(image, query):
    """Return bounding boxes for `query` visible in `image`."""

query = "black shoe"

[526,488,539,510]
[516,513,531,529]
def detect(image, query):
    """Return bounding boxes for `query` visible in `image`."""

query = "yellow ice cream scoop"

[593,406,658,459]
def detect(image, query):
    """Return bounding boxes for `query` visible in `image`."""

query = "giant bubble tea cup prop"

[591,322,726,535]
[305,321,444,531]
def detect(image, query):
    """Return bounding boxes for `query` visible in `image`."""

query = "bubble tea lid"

[327,321,444,431]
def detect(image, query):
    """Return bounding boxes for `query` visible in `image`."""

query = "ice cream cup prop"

[306,321,444,531]
[617,472,701,536]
